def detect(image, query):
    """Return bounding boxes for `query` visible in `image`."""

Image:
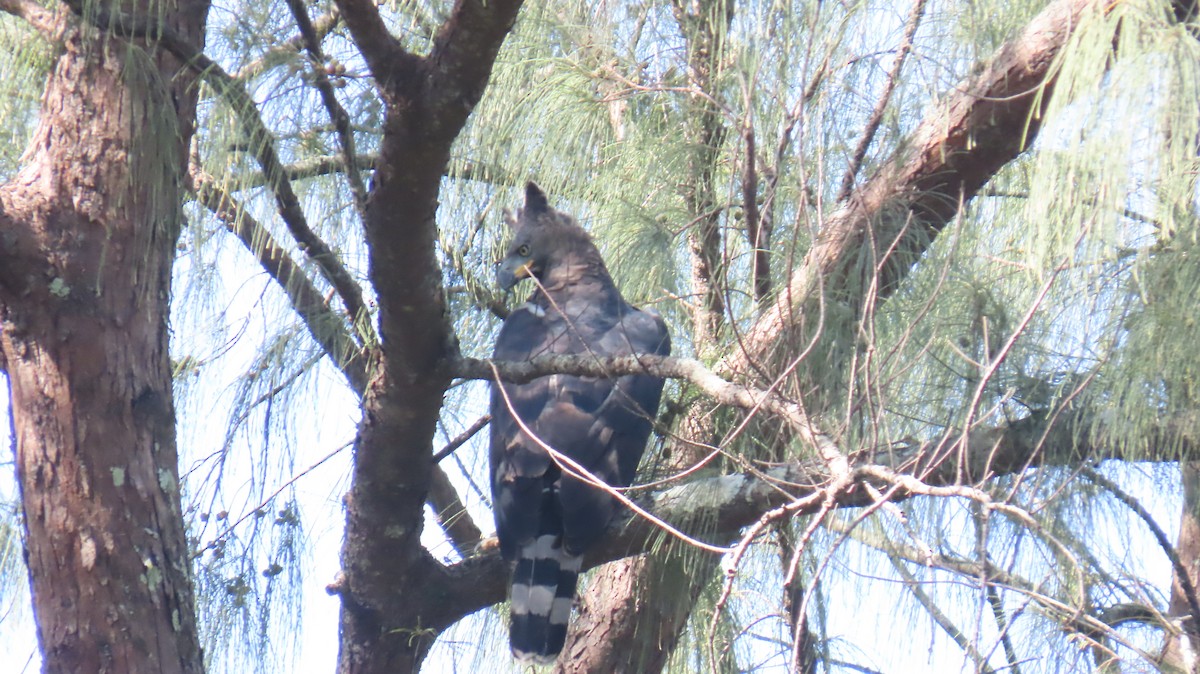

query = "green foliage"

[455,0,1200,670]
[174,0,1200,669]
[7,0,1200,671]
[0,15,52,177]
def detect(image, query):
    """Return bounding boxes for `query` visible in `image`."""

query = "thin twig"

[73,3,376,348]
[237,153,379,189]
[824,513,1162,667]
[192,439,353,560]
[432,414,490,463]
[986,582,1023,674]
[1081,465,1200,639]
[707,480,837,670]
[489,362,733,555]
[890,554,998,673]
[950,253,1073,482]
[192,158,484,553]
[188,162,368,393]
[284,0,369,216]
[835,0,928,202]
[235,8,341,81]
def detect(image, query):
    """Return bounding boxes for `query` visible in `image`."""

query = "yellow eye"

[517,244,531,257]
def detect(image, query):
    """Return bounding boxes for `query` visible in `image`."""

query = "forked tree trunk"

[328,1,523,672]
[0,3,209,672]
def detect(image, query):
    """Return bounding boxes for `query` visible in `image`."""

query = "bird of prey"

[489,182,670,664]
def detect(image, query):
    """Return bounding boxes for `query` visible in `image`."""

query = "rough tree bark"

[2,1,1178,672]
[0,1,210,672]
[326,0,524,672]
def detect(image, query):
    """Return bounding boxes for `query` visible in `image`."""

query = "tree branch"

[723,0,1106,379]
[674,0,734,349]
[233,154,509,191]
[458,353,850,473]
[428,463,483,555]
[235,7,341,81]
[189,163,485,566]
[195,62,373,345]
[64,2,377,349]
[331,0,415,90]
[195,64,502,571]
[423,0,524,139]
[0,0,57,39]
[433,414,490,464]
[824,513,1161,666]
[835,0,928,203]
[328,2,526,668]
[888,554,997,674]
[283,0,369,215]
[1082,466,1200,639]
[742,122,771,303]
[244,153,378,188]
[440,404,1130,624]
[188,163,368,393]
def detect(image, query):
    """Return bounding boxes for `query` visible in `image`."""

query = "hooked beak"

[496,258,534,291]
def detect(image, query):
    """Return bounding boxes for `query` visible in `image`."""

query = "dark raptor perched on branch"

[489,183,671,664]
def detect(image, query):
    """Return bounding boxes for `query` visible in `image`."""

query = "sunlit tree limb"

[723,0,1107,380]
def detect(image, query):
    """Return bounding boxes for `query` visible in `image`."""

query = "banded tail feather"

[490,184,671,664]
[509,533,581,664]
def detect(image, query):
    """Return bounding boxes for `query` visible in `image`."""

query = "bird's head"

[496,182,596,291]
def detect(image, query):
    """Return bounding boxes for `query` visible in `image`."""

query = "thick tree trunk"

[0,2,209,673]
[328,1,522,671]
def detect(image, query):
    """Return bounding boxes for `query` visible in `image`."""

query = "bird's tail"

[509,532,581,664]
